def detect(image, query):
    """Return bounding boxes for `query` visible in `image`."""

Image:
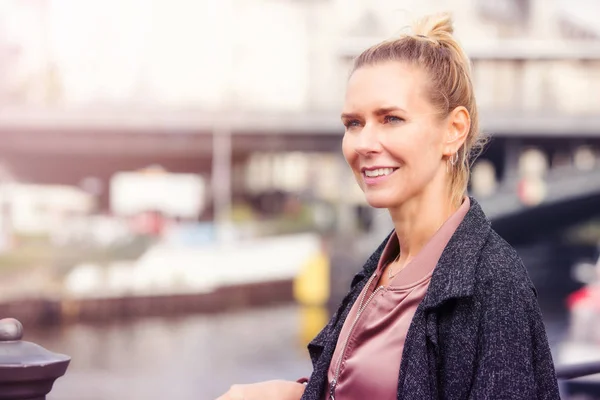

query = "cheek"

[385,126,440,166]
[382,135,412,164]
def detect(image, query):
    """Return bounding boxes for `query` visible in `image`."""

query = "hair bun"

[412,12,454,41]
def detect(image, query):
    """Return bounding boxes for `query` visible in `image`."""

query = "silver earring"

[450,153,458,166]
[446,153,458,173]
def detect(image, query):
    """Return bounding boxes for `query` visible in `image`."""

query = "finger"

[229,386,246,400]
[216,385,244,400]
[215,390,235,400]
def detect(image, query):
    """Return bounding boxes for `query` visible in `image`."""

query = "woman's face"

[341,61,450,209]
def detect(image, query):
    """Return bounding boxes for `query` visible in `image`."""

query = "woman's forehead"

[344,63,432,114]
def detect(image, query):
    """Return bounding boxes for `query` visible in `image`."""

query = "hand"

[215,379,305,400]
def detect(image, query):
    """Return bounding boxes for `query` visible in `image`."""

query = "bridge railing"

[557,361,600,380]
[478,163,600,221]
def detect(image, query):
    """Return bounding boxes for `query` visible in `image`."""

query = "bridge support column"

[212,126,233,244]
[504,139,522,186]
[335,154,357,236]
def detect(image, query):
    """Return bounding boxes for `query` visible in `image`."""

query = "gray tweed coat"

[301,198,560,400]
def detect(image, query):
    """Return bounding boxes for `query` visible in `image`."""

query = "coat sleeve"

[469,281,561,399]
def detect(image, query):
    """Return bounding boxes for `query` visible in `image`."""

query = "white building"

[0,0,597,116]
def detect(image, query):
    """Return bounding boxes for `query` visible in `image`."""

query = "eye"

[344,119,362,129]
[384,115,404,124]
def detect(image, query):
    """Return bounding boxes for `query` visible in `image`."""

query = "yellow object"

[298,305,329,347]
[293,250,330,307]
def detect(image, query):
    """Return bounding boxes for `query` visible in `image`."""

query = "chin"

[363,191,405,209]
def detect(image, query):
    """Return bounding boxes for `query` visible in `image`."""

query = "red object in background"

[566,285,600,312]
[567,286,591,310]
[129,211,165,236]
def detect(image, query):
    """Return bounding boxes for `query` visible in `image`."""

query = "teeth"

[364,168,395,177]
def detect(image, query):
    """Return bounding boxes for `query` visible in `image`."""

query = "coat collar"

[354,197,491,309]
[421,197,491,309]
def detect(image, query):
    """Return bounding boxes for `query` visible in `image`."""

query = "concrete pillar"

[503,138,522,185]
[529,0,559,39]
[335,154,356,236]
[212,126,233,244]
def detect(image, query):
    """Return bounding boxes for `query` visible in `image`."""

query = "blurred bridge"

[0,43,598,219]
[479,165,600,242]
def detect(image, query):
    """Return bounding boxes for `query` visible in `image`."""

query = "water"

[29,305,312,400]
[24,231,600,400]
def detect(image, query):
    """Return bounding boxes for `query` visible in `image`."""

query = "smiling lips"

[361,167,399,185]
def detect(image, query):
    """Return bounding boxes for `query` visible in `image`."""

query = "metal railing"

[0,318,70,400]
[557,361,600,380]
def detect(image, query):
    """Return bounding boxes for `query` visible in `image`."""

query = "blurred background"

[0,0,598,398]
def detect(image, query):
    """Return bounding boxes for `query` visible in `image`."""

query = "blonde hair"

[351,12,486,205]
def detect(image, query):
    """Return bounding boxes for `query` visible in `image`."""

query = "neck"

[389,180,461,266]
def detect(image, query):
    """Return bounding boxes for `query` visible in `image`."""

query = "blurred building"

[0,0,597,219]
[0,0,595,113]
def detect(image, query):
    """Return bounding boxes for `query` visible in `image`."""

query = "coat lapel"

[421,197,492,310]
[398,198,492,398]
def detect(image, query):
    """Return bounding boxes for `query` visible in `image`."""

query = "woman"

[217,12,560,400]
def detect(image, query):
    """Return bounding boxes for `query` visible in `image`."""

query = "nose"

[353,124,383,156]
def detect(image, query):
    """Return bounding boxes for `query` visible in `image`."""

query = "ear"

[442,106,470,157]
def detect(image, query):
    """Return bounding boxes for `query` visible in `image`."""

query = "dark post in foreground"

[0,318,70,400]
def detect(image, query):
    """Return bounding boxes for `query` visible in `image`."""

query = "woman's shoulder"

[474,229,537,299]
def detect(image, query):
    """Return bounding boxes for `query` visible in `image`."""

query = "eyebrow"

[340,106,407,121]
[374,106,407,116]
[340,112,360,121]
